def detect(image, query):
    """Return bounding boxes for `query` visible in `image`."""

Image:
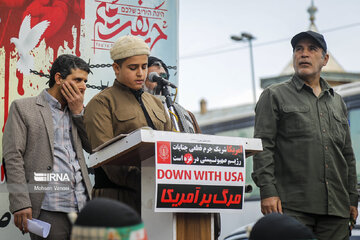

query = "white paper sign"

[27,218,51,238]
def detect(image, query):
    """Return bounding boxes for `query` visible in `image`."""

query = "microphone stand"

[159,83,180,132]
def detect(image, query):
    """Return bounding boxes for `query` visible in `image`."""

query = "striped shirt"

[41,90,87,213]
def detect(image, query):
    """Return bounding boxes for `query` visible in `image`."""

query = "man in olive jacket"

[84,35,172,214]
[252,31,358,240]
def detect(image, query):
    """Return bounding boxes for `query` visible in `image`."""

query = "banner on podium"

[155,141,246,213]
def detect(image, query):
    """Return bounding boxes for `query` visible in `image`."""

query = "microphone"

[148,72,177,88]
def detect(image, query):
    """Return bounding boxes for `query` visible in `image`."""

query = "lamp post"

[230,32,257,105]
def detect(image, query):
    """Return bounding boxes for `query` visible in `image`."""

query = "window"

[349,108,360,182]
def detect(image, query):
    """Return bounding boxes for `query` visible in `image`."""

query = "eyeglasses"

[159,73,168,79]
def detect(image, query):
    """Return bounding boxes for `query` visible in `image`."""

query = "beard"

[143,84,155,95]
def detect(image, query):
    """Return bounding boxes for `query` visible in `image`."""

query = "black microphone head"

[148,72,161,83]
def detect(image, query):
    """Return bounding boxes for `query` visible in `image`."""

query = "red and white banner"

[155,141,246,213]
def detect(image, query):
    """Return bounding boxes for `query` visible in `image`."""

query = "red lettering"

[157,169,164,179]
[194,171,221,181]
[149,23,167,50]
[225,171,244,182]
[237,172,244,182]
[224,172,230,181]
[94,3,132,41]
[214,171,221,181]
[231,172,237,181]
[157,169,191,180]
[174,169,191,180]
[165,170,172,179]
[194,171,205,180]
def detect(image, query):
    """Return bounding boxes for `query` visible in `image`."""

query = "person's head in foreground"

[71,198,148,240]
[249,213,317,240]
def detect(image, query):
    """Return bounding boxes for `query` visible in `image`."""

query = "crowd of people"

[2,31,358,240]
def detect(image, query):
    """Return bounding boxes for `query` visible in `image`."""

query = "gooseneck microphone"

[148,72,177,88]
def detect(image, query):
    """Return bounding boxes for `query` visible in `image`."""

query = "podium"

[88,129,262,240]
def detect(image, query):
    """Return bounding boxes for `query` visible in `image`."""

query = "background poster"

[155,141,246,213]
[0,1,178,238]
[82,0,179,103]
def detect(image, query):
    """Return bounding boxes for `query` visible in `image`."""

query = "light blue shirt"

[41,89,87,213]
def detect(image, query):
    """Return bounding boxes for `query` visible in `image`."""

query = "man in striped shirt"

[3,54,92,240]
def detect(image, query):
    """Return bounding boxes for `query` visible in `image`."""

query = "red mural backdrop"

[0,2,86,221]
[0,0,85,132]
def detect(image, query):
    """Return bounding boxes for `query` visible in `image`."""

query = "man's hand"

[261,196,282,215]
[13,208,32,233]
[61,81,84,115]
[350,206,358,230]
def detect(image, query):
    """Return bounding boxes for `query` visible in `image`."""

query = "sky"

[177,0,360,112]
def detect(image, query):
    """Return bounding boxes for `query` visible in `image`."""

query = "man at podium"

[144,56,201,133]
[84,35,172,214]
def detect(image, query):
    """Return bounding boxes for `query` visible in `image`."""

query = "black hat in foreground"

[71,198,147,240]
[291,30,327,52]
[249,213,317,240]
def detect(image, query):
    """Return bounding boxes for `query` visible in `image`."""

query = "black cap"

[291,30,327,52]
[74,198,142,228]
[249,213,316,240]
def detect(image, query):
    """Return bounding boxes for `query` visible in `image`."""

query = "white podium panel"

[141,156,174,240]
[88,129,262,168]
[88,129,262,240]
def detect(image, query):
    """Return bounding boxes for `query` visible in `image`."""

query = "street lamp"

[230,32,257,105]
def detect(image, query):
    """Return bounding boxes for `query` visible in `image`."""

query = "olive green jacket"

[252,75,358,218]
[84,80,172,187]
